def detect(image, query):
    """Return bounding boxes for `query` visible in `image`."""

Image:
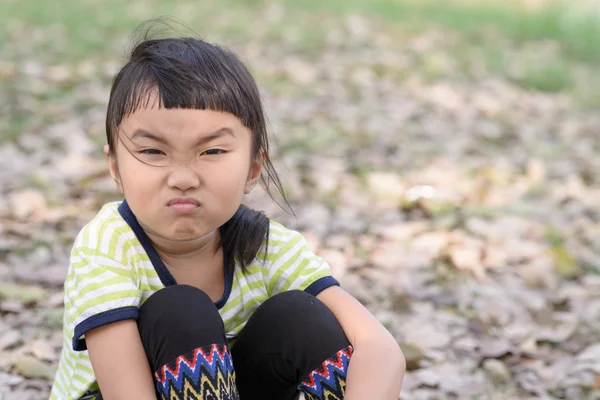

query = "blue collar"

[117,200,233,309]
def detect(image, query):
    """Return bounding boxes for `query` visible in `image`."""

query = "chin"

[170,229,203,241]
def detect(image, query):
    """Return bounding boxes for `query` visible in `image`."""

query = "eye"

[139,149,165,155]
[202,149,226,155]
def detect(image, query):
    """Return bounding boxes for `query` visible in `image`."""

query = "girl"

[50,22,405,400]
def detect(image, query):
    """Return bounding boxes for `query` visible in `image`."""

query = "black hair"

[105,19,293,271]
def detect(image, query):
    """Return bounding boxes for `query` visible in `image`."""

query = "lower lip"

[168,203,199,214]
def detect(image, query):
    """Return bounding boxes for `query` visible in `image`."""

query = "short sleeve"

[266,226,339,297]
[64,246,141,352]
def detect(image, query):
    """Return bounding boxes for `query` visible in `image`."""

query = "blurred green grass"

[2,0,600,143]
[0,0,600,62]
[2,0,600,63]
[291,0,600,63]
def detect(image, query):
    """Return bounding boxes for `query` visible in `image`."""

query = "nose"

[167,166,201,192]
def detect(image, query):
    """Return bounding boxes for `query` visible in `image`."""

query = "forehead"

[120,107,250,141]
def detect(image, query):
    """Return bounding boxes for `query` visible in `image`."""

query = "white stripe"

[265,244,283,254]
[225,305,256,327]
[267,224,293,239]
[267,239,305,282]
[113,228,133,262]
[52,368,67,397]
[70,298,140,326]
[267,229,292,242]
[240,270,263,284]
[220,301,244,321]
[143,275,163,287]
[286,263,325,290]
[69,251,133,274]
[68,275,134,304]
[98,220,127,255]
[272,253,307,293]
[73,360,95,382]
[73,230,85,249]
[87,219,98,249]
[220,286,265,321]
[223,288,242,307]
[67,281,139,321]
[65,261,133,297]
[126,242,146,261]
[147,277,163,287]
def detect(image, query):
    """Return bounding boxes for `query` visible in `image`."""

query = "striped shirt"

[50,200,338,399]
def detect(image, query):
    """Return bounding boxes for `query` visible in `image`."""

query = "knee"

[254,290,347,341]
[236,289,350,371]
[263,289,315,309]
[257,290,321,322]
[137,285,227,372]
[138,285,223,335]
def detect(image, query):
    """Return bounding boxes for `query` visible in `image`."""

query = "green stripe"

[220,291,242,314]
[107,231,122,261]
[220,276,267,314]
[72,372,90,386]
[257,232,302,263]
[71,260,132,281]
[61,351,75,372]
[266,235,303,294]
[237,280,266,301]
[51,373,66,394]
[277,257,313,292]
[120,239,134,259]
[121,239,149,264]
[264,238,288,247]
[140,282,164,294]
[68,290,139,323]
[244,279,266,293]
[77,362,94,376]
[80,228,89,250]
[241,264,262,275]
[76,246,120,260]
[255,251,280,262]
[96,222,111,248]
[69,275,134,300]
[130,253,151,264]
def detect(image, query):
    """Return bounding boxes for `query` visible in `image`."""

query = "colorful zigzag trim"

[298,345,354,400]
[154,343,239,400]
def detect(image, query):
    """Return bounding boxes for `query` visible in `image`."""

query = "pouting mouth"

[167,197,200,206]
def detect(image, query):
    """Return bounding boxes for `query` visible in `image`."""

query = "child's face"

[104,107,263,242]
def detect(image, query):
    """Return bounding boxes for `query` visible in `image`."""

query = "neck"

[146,228,221,265]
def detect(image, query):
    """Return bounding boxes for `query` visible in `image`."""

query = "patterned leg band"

[298,345,354,400]
[154,343,239,400]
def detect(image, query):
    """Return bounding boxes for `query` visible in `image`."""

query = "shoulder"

[266,219,297,241]
[258,219,336,295]
[265,220,308,253]
[72,201,137,261]
[261,219,322,265]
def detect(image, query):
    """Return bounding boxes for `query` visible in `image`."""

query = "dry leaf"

[8,190,47,220]
[31,340,56,362]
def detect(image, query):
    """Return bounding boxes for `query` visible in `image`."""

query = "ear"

[244,150,265,194]
[104,144,124,194]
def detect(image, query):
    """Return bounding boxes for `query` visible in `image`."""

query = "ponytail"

[220,205,269,272]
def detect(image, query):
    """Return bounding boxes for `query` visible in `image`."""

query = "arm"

[86,320,157,399]
[317,286,406,400]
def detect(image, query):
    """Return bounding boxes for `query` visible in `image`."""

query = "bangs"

[106,38,263,141]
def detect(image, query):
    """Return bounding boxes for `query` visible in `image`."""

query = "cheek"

[117,158,160,196]
[208,157,250,193]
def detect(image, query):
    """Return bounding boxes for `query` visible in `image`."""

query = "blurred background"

[1,0,600,398]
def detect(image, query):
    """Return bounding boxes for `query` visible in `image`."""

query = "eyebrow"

[130,128,236,147]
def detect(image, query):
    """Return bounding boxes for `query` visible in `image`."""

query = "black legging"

[97,284,353,399]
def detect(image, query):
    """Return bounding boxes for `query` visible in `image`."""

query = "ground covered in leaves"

[1,1,600,399]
